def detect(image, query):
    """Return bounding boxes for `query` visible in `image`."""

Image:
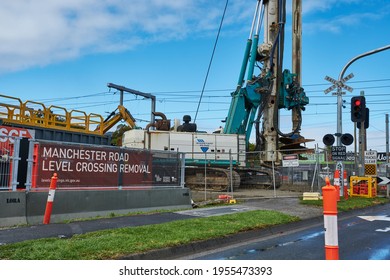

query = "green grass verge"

[0,210,298,260]
[301,196,389,212]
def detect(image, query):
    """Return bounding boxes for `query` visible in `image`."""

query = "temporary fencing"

[1,139,383,194]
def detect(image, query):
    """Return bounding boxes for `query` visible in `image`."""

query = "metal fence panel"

[0,136,20,191]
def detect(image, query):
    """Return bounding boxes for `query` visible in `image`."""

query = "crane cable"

[194,0,229,123]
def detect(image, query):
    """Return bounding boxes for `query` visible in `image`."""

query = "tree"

[110,124,131,146]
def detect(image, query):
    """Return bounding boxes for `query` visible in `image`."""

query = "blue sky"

[1,0,390,152]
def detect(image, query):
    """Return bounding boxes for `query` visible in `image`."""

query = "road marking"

[358,215,390,222]
[358,215,390,233]
[177,206,256,217]
[376,227,390,233]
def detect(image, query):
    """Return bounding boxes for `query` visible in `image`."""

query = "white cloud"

[3,0,381,74]
[302,0,362,14]
[301,0,390,36]
[0,0,242,74]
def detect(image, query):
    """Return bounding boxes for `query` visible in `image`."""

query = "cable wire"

[194,0,228,123]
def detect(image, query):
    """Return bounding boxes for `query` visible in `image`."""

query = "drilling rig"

[122,0,313,191]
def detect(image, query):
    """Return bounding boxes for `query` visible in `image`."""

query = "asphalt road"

[179,203,390,260]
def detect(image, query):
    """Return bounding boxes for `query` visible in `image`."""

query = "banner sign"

[0,126,35,157]
[35,142,181,189]
[0,126,35,142]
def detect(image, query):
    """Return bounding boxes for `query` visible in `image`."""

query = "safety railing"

[0,94,104,135]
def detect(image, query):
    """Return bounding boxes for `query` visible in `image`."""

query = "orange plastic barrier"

[43,173,58,224]
[322,177,339,260]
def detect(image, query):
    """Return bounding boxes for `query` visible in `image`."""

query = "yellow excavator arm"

[95,105,136,134]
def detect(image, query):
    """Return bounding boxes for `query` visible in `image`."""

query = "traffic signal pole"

[336,44,390,146]
[358,92,366,176]
[332,45,390,180]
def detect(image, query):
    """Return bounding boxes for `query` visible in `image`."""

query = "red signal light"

[351,96,366,122]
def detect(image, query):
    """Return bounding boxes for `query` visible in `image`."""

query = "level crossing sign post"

[324,73,354,198]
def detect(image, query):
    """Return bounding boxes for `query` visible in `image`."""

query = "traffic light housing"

[323,134,335,146]
[351,96,366,122]
[357,108,369,129]
[340,133,354,146]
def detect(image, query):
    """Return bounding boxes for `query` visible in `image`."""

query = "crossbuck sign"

[324,73,354,94]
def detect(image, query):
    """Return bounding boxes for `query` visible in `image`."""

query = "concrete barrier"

[0,192,27,227]
[0,188,192,227]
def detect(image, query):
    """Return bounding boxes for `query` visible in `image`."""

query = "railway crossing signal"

[323,133,353,147]
[351,96,366,122]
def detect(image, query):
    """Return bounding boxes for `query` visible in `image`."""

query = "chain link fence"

[244,149,360,193]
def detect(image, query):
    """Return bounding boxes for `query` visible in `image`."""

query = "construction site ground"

[190,183,312,203]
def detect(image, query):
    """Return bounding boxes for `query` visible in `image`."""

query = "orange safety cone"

[343,170,349,200]
[43,173,58,224]
[333,169,340,201]
[322,177,339,260]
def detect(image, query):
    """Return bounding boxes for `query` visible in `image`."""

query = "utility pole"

[386,114,389,180]
[292,0,302,134]
[358,91,366,176]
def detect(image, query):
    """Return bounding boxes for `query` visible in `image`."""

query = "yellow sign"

[364,164,377,176]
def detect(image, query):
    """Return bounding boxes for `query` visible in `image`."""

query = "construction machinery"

[122,0,313,191]
[95,105,136,134]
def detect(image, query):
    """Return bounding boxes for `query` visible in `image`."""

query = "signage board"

[35,142,181,189]
[331,146,346,161]
[282,154,299,167]
[0,125,35,143]
[364,150,377,164]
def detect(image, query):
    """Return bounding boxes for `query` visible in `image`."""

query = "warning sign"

[364,150,377,164]
[282,154,299,167]
[364,164,377,176]
[331,146,346,161]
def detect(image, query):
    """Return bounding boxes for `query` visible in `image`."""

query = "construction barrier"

[349,176,377,198]
[322,177,339,260]
[217,194,236,204]
[43,173,58,224]
[343,170,349,200]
